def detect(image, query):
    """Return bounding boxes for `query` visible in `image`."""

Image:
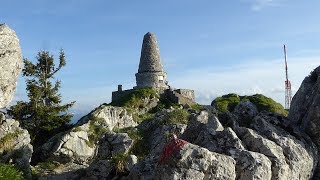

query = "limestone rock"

[41,129,94,164]
[289,65,320,178]
[229,149,272,180]
[194,127,245,154]
[128,157,158,180]
[0,114,33,178]
[233,100,258,126]
[182,110,223,142]
[84,160,113,180]
[252,113,316,179]
[155,143,236,180]
[235,127,291,180]
[36,163,87,180]
[0,24,22,108]
[101,132,133,156]
[149,124,187,159]
[126,155,138,172]
[76,105,137,130]
[39,105,137,173]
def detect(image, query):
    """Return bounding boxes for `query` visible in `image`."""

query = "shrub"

[0,163,23,180]
[245,94,288,116]
[212,93,288,116]
[211,93,240,113]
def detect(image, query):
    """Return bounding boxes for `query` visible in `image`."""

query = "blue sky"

[2,0,320,121]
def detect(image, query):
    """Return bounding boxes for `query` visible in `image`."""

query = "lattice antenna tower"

[284,45,292,109]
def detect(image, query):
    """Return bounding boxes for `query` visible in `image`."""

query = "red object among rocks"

[159,135,189,164]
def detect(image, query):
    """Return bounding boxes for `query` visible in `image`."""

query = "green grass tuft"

[87,116,108,148]
[0,130,23,152]
[0,163,23,180]
[190,103,204,113]
[111,153,128,174]
[162,109,190,125]
[111,88,159,109]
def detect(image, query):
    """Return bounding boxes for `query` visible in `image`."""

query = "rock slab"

[0,24,22,108]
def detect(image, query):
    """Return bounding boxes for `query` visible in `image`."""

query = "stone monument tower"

[135,32,168,90]
[112,32,194,105]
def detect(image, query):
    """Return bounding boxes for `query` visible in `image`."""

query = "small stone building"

[112,32,195,106]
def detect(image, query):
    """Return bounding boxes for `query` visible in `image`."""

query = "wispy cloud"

[170,55,320,106]
[246,0,284,11]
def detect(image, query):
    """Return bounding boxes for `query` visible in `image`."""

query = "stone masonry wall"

[135,71,167,89]
[112,89,135,102]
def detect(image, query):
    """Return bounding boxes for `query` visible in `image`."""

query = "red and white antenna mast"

[284,45,292,109]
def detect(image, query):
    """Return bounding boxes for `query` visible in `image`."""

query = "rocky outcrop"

[0,24,22,108]
[149,124,187,158]
[289,65,320,177]
[127,103,317,179]
[76,105,137,130]
[0,113,33,178]
[36,95,319,179]
[97,132,133,157]
[236,127,291,179]
[39,105,136,165]
[41,130,95,164]
[252,112,316,179]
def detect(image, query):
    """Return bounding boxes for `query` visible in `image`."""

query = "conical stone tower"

[135,32,168,90]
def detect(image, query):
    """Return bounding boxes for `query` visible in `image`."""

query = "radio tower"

[283,45,292,109]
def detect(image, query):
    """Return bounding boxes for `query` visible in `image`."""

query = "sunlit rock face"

[0,24,22,108]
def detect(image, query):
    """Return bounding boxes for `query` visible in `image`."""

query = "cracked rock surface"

[0,112,33,178]
[0,24,22,108]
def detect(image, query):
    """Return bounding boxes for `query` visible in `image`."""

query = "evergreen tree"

[9,50,75,147]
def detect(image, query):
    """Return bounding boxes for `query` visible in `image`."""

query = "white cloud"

[245,0,284,11]
[170,55,320,106]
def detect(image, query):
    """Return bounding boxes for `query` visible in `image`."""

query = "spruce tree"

[9,50,75,147]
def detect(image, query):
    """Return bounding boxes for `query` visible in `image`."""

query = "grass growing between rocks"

[111,153,128,174]
[111,88,159,109]
[133,112,155,123]
[162,109,190,125]
[190,103,204,113]
[32,160,61,177]
[72,126,82,132]
[114,127,150,160]
[0,130,23,151]
[87,116,108,148]
[149,98,181,113]
[0,163,23,180]
[212,93,288,116]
